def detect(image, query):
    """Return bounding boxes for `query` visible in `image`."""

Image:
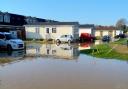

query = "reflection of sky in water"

[0,43,128,89]
[0,54,128,89]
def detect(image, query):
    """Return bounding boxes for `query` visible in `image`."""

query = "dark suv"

[102,35,111,42]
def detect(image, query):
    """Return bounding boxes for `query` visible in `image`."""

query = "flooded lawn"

[0,43,128,89]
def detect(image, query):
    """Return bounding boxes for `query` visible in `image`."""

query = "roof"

[25,22,79,26]
[96,26,116,30]
[79,24,94,28]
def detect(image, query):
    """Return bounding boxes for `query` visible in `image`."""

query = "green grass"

[0,58,13,64]
[81,44,128,60]
[113,38,127,45]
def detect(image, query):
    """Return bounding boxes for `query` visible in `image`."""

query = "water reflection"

[79,42,92,50]
[0,43,80,65]
[0,50,25,66]
[79,40,104,50]
[26,43,80,60]
[1,43,128,89]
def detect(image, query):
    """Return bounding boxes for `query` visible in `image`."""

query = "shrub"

[95,36,101,40]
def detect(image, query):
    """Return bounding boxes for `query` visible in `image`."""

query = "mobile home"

[25,22,79,40]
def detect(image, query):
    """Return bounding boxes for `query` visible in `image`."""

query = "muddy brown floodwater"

[0,43,128,89]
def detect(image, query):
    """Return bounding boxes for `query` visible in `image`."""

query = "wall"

[25,26,45,39]
[95,30,116,37]
[44,25,73,39]
[25,25,79,40]
[116,30,123,35]
[79,28,92,36]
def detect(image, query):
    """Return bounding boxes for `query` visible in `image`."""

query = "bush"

[95,36,101,40]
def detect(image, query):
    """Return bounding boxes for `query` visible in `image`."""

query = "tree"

[116,18,128,33]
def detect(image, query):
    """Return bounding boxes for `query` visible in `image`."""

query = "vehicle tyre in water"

[7,45,12,51]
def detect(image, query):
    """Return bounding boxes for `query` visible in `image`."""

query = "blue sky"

[0,0,128,25]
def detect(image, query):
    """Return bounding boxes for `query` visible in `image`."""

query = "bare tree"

[116,18,128,33]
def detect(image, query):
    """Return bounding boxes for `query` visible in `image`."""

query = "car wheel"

[7,45,12,51]
[56,39,61,43]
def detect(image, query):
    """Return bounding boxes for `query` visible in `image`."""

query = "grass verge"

[0,58,13,64]
[81,43,128,60]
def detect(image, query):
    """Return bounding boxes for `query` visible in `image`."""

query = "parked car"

[0,32,24,51]
[56,35,74,43]
[79,33,95,42]
[115,33,126,38]
[102,35,111,42]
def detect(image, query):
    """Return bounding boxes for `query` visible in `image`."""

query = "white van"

[0,32,24,51]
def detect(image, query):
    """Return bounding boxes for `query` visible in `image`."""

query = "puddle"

[0,43,128,89]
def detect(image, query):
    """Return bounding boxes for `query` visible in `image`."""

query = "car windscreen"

[5,34,17,40]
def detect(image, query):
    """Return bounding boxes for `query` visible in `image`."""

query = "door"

[46,28,51,39]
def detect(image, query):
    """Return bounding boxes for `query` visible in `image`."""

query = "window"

[47,49,50,54]
[0,34,5,39]
[61,35,65,38]
[52,28,56,33]
[36,48,40,53]
[65,35,68,37]
[4,14,10,23]
[46,28,50,33]
[35,27,40,34]
[0,14,3,22]
[52,50,56,54]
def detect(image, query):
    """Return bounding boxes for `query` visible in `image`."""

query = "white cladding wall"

[25,26,45,39]
[116,30,123,35]
[95,30,115,37]
[79,28,92,36]
[25,25,79,39]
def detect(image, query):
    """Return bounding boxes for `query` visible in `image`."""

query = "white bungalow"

[25,22,79,40]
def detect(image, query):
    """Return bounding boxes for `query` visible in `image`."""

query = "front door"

[46,28,51,40]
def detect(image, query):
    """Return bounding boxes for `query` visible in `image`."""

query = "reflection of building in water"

[26,43,80,60]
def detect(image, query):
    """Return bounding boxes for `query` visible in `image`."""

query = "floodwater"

[0,42,128,89]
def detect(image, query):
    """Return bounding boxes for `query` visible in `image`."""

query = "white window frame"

[46,28,50,33]
[4,14,10,23]
[52,28,57,33]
